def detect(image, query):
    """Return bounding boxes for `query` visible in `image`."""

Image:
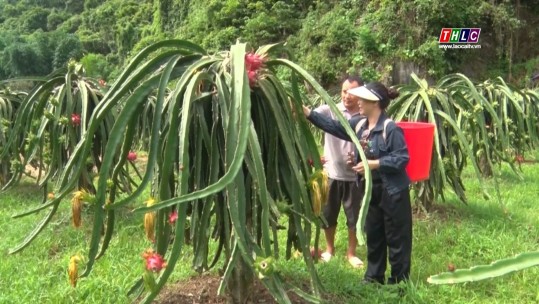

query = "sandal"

[320,252,333,262]
[348,256,364,268]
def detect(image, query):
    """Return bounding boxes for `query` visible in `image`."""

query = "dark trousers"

[363,182,412,284]
[322,178,363,230]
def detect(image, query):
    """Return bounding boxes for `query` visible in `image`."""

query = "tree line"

[0,0,537,88]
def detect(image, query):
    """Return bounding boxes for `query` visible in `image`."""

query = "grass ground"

[1,152,538,303]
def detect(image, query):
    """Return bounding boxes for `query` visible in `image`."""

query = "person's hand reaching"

[302,105,311,117]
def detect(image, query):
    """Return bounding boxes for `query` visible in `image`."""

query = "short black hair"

[365,82,400,110]
[343,75,364,86]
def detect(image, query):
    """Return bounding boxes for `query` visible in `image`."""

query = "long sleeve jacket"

[307,110,410,195]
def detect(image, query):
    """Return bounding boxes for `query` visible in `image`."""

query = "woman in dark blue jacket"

[303,82,412,285]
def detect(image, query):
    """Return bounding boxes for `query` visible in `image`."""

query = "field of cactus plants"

[1,41,539,303]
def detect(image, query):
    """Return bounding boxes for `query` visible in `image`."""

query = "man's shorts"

[322,178,363,230]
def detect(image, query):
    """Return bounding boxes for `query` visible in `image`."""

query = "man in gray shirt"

[314,75,364,268]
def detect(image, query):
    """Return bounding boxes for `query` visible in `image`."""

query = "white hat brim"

[347,86,380,101]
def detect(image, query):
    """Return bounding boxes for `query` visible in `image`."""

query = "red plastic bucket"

[396,122,435,182]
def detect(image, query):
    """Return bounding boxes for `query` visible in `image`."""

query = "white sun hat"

[347,85,383,101]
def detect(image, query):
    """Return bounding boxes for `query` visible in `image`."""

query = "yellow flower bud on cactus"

[308,170,329,216]
[68,255,82,287]
[71,192,83,228]
[144,198,156,242]
[71,190,93,228]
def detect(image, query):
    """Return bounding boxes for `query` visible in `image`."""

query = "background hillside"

[1,0,538,90]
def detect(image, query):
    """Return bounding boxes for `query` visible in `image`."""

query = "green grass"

[1,154,539,303]
[0,180,197,304]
